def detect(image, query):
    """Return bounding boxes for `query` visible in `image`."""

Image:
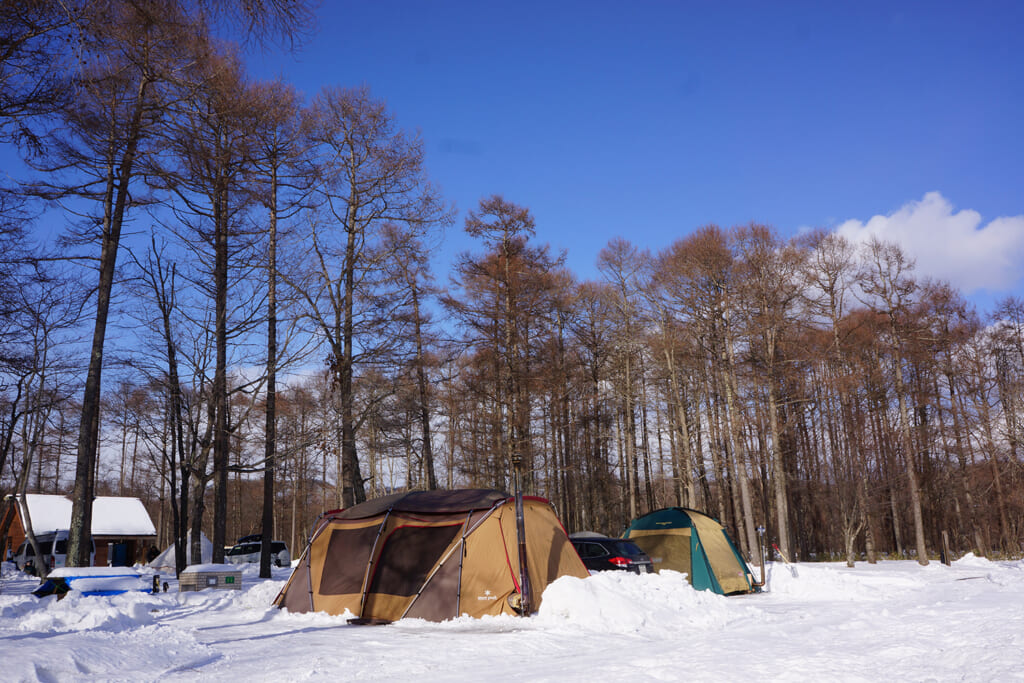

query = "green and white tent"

[624,507,759,595]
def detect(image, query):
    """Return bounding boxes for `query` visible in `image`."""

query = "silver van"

[13,531,95,575]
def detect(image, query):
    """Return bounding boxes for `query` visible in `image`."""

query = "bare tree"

[32,1,204,567]
[858,237,929,565]
[378,224,448,490]
[732,224,805,561]
[3,261,79,575]
[0,0,79,147]
[35,0,315,568]
[801,230,877,564]
[246,78,311,577]
[992,297,1024,462]
[127,239,197,575]
[448,195,563,615]
[597,238,650,520]
[157,50,278,561]
[295,86,446,507]
[651,226,750,550]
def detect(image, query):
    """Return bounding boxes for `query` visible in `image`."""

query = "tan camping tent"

[274,489,588,622]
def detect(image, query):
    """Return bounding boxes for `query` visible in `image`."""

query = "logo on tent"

[477,589,498,602]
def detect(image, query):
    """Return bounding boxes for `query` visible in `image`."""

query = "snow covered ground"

[2,555,1022,682]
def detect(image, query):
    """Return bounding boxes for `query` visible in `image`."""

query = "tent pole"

[310,511,334,610]
[359,509,392,619]
[753,524,766,588]
[513,460,532,615]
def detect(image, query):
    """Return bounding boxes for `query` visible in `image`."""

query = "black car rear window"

[612,540,646,556]
[574,541,608,558]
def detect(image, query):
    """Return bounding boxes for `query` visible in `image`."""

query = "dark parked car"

[570,534,654,574]
[226,538,290,567]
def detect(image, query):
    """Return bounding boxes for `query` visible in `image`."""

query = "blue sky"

[0,1,999,311]
[0,3,1015,304]
[247,1,1024,305]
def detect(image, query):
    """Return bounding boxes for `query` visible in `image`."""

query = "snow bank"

[762,561,918,600]
[536,569,746,633]
[14,591,159,633]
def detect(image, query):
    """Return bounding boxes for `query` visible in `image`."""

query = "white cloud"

[835,192,1024,294]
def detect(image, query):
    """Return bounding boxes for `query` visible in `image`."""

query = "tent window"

[320,525,383,595]
[369,525,461,597]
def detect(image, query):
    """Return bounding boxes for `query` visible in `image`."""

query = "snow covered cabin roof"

[19,494,72,534]
[18,494,156,537]
[91,497,157,536]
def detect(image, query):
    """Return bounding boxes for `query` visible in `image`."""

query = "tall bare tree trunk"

[664,348,695,507]
[892,357,929,565]
[69,78,150,567]
[765,378,792,560]
[722,334,758,559]
[971,381,1011,551]
[411,287,437,490]
[211,181,229,563]
[945,372,979,551]
[623,354,639,521]
[260,169,279,578]
[339,198,365,506]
